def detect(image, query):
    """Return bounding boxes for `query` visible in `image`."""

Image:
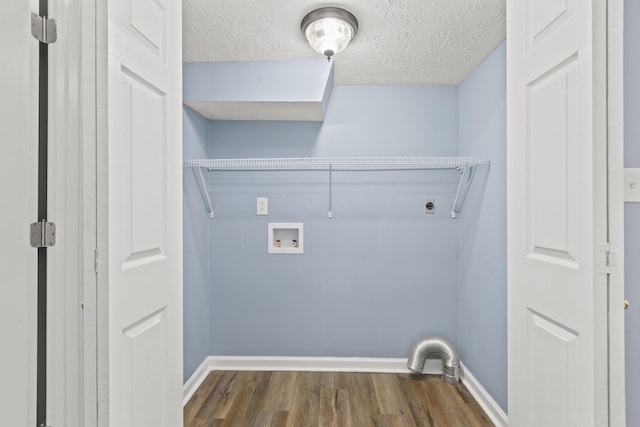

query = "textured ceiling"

[183,0,506,86]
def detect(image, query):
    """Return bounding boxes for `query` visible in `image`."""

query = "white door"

[507,1,611,426]
[102,0,183,425]
[0,2,39,426]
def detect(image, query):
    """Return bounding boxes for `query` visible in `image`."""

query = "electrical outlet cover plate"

[424,197,435,214]
[257,197,268,215]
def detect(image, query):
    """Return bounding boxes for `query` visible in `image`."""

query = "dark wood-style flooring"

[184,371,494,427]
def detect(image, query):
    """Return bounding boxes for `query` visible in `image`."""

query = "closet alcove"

[183,44,507,416]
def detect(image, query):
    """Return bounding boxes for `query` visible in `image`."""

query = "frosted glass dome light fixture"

[301,7,358,61]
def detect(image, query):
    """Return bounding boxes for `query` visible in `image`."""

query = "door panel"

[106,0,182,425]
[122,308,167,427]
[125,0,166,60]
[119,66,167,268]
[526,309,579,426]
[528,0,577,50]
[508,1,609,426]
[527,56,578,266]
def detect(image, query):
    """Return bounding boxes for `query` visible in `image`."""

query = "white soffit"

[184,101,326,122]
[183,60,333,121]
[183,0,506,86]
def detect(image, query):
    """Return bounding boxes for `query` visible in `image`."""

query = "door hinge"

[30,221,56,248]
[598,242,617,274]
[31,12,57,44]
[94,248,99,273]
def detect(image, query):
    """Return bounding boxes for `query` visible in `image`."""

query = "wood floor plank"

[184,371,494,427]
[184,371,223,426]
[252,410,272,427]
[420,376,458,427]
[324,372,377,426]
[377,414,414,427]
[194,371,242,421]
[450,383,494,427]
[397,374,436,426]
[287,371,321,427]
[318,372,339,427]
[220,371,273,427]
[372,373,417,426]
[252,410,289,427]
[346,373,380,427]
[260,371,298,412]
[270,410,289,426]
[456,383,494,425]
[191,416,222,427]
[335,387,353,427]
[424,376,482,427]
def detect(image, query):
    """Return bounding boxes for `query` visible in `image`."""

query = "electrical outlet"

[424,198,435,214]
[257,197,268,215]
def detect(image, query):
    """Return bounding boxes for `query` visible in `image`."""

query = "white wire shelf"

[184,156,489,171]
[184,157,490,219]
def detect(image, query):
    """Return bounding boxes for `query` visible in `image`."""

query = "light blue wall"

[625,1,640,425]
[457,42,507,412]
[210,86,459,158]
[183,106,211,382]
[182,61,509,410]
[207,86,462,357]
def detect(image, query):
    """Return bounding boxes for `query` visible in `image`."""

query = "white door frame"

[605,0,626,424]
[62,0,626,424]
[51,0,111,424]
[51,0,105,424]
[78,0,100,425]
[47,0,99,425]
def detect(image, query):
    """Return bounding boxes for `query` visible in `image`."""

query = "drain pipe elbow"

[407,336,460,384]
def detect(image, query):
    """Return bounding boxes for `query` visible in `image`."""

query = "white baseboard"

[183,357,214,406]
[183,355,441,406]
[205,355,443,374]
[460,362,508,427]
[183,356,508,427]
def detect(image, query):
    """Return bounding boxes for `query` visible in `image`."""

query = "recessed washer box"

[268,223,303,254]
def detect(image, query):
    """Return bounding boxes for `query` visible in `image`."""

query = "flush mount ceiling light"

[301,7,358,61]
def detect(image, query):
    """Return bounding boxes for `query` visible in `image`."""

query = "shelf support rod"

[451,165,475,219]
[328,164,333,219]
[196,167,214,219]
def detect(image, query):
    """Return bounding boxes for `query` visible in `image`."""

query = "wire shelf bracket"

[194,166,214,219]
[451,164,476,219]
